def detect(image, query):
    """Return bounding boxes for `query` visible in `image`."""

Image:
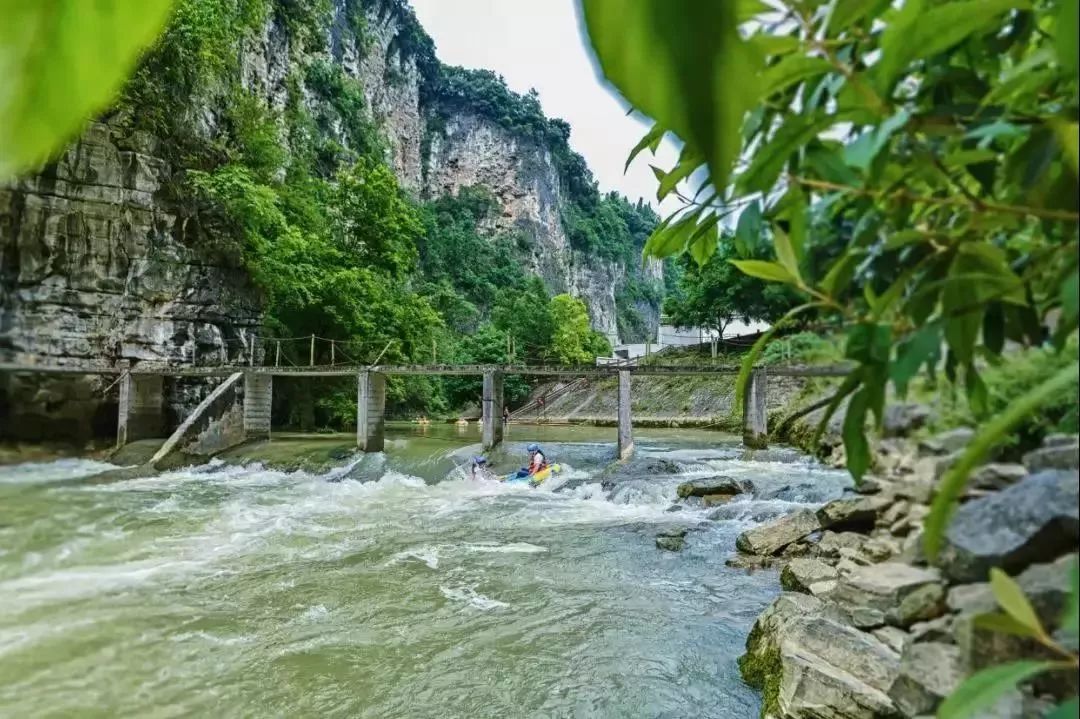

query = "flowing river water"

[0,424,851,718]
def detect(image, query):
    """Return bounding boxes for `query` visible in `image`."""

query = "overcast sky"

[409,0,681,214]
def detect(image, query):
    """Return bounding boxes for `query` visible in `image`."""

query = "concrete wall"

[357,372,386,452]
[243,373,272,439]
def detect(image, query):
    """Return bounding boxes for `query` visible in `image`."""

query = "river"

[0,423,851,718]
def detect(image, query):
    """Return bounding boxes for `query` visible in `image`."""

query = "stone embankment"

[732,408,1079,718]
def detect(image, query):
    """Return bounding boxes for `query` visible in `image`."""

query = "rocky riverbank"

[730,410,1079,718]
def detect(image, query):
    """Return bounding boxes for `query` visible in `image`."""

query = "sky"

[409,0,681,214]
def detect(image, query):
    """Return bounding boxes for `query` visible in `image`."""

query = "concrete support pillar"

[357,371,386,452]
[617,370,634,460]
[482,370,504,451]
[243,373,272,439]
[743,368,768,449]
[116,367,164,448]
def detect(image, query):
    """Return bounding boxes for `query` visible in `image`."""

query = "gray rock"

[1023,441,1079,472]
[872,625,911,656]
[937,470,1080,583]
[884,403,934,438]
[830,563,946,629]
[971,463,1029,491]
[863,535,903,563]
[1044,433,1078,448]
[918,428,975,457]
[780,558,839,593]
[655,528,688,552]
[952,554,1079,700]
[816,495,891,532]
[855,477,886,495]
[676,475,746,499]
[816,530,869,559]
[879,500,911,528]
[888,642,965,716]
[735,509,821,556]
[909,615,953,644]
[740,593,901,718]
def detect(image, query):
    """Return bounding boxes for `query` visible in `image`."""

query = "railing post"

[617,370,634,460]
[331,340,336,366]
[742,367,768,449]
[275,341,281,367]
[310,334,315,367]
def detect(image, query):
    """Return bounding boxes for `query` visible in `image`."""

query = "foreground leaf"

[989,568,1049,640]
[937,661,1056,719]
[842,387,871,482]
[582,0,759,198]
[973,612,1042,640]
[924,362,1080,558]
[0,0,175,180]
[1047,697,1079,719]
[730,260,798,285]
[734,303,821,410]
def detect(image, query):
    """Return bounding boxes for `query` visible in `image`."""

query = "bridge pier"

[116,367,164,447]
[482,370,504,451]
[743,368,768,449]
[617,370,633,460]
[243,373,272,439]
[357,371,386,452]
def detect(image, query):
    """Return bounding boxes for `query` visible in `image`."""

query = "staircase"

[510,377,590,420]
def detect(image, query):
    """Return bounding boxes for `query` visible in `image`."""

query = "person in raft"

[470,456,494,481]
[511,443,548,480]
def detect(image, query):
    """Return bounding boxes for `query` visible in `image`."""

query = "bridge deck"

[0,361,851,379]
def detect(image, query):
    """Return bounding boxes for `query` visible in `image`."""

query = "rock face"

[937,470,1080,583]
[1,0,661,438]
[829,563,945,629]
[740,592,902,719]
[736,510,821,556]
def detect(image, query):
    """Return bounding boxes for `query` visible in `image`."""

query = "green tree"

[549,294,600,365]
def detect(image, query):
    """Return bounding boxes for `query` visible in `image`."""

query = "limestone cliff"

[0,0,661,439]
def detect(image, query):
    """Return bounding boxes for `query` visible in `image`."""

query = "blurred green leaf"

[891,323,942,397]
[738,113,835,193]
[843,109,910,171]
[772,229,803,283]
[842,387,871,482]
[658,149,705,200]
[734,201,762,257]
[582,0,759,200]
[846,323,892,365]
[730,259,798,285]
[937,661,1055,719]
[626,123,666,172]
[1057,0,1078,76]
[734,302,822,409]
[687,215,720,266]
[0,0,175,180]
[989,567,1049,640]
[925,362,1080,558]
[1064,559,1079,636]
[874,0,1028,93]
[973,612,1042,639]
[1047,698,1080,719]
[762,55,833,97]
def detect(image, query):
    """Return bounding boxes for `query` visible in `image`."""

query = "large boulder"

[736,510,821,556]
[1023,438,1079,472]
[780,558,839,594]
[888,642,965,716]
[883,403,934,438]
[918,428,975,457]
[951,554,1079,701]
[937,470,1080,583]
[816,495,891,532]
[676,475,747,499]
[970,463,1028,491]
[740,592,902,719]
[830,563,946,629]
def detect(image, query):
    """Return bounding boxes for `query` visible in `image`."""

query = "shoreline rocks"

[735,422,1079,719]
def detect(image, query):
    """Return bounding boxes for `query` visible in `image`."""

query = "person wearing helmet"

[526,443,547,476]
[471,455,493,481]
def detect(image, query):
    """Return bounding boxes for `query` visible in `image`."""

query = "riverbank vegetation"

[37,0,659,428]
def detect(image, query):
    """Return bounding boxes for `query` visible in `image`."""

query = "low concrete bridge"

[0,359,849,459]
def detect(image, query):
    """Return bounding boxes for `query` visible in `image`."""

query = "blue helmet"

[473,455,487,466]
[527,443,540,453]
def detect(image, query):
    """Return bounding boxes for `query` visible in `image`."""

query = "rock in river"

[937,469,1079,583]
[888,642,965,716]
[780,558,838,594]
[816,495,891,532]
[829,562,945,629]
[735,510,821,556]
[740,592,901,718]
[676,476,747,499]
[655,529,687,552]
